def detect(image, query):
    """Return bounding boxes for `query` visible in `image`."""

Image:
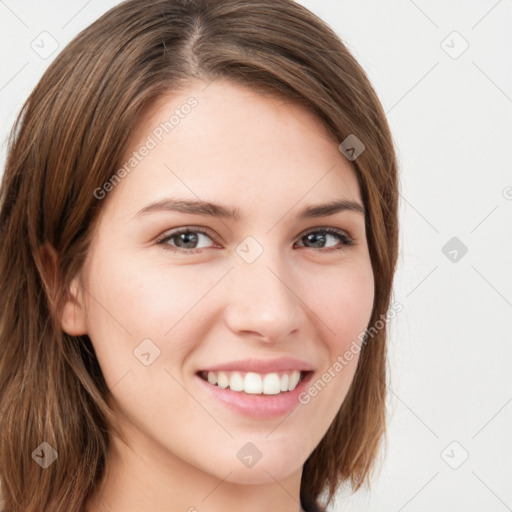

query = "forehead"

[100,79,362,223]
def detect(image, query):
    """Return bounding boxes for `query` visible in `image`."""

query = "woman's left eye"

[296,227,355,252]
[155,227,355,253]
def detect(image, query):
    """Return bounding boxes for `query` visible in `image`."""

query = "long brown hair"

[0,1,399,510]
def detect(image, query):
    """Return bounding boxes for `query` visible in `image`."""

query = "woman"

[0,1,399,511]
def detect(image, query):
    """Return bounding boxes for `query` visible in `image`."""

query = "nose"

[222,246,305,343]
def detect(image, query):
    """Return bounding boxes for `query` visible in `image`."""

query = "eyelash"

[155,226,355,254]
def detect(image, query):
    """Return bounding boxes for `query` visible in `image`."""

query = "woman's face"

[64,79,374,486]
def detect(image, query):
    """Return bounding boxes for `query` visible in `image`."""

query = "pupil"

[307,233,325,248]
[180,232,198,248]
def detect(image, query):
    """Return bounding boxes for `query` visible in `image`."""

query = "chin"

[221,462,303,485]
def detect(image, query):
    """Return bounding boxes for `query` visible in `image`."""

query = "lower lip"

[196,372,314,419]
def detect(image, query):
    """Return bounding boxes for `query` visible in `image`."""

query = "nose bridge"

[224,238,302,339]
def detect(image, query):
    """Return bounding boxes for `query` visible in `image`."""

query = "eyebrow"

[133,197,365,221]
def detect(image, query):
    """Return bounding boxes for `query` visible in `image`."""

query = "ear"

[60,276,89,336]
[39,242,88,336]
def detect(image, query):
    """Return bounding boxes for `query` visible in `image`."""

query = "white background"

[1,1,511,511]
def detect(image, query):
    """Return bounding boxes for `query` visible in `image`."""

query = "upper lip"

[198,357,315,374]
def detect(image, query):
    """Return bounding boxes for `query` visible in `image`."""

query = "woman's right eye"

[156,228,216,254]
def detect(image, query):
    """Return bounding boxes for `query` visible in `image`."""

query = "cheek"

[81,254,215,436]
[82,252,221,377]
[306,258,374,353]
[295,260,374,427]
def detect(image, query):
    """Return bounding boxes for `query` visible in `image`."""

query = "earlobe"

[39,242,88,336]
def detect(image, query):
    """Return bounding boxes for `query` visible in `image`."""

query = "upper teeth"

[203,370,302,395]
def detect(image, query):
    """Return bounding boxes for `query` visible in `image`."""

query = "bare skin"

[59,79,374,512]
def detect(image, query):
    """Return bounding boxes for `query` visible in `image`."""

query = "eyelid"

[299,225,353,240]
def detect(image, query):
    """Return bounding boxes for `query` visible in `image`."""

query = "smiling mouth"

[197,370,310,395]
